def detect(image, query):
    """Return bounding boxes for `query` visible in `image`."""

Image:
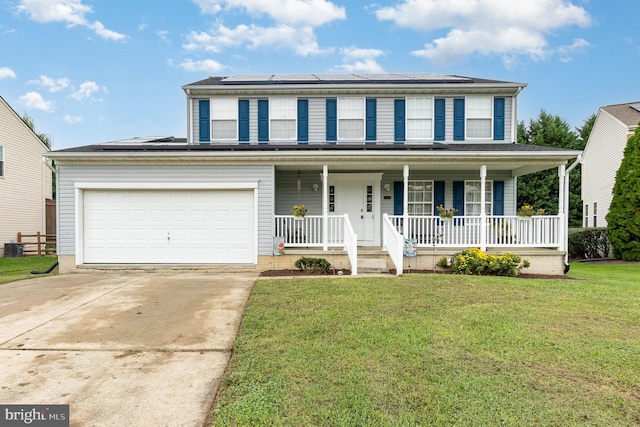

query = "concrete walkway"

[0,272,257,427]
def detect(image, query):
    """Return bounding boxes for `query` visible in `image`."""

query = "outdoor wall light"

[384,183,391,192]
[312,183,319,192]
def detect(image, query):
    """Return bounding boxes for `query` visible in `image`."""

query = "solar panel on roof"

[630,103,640,113]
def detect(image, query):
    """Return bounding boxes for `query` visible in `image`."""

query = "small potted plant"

[436,204,457,221]
[517,205,544,220]
[291,204,309,220]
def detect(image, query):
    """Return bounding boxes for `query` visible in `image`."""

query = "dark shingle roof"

[602,102,640,128]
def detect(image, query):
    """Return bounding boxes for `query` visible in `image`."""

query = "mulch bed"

[260,268,570,279]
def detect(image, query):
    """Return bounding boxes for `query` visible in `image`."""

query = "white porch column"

[480,165,487,251]
[558,164,566,253]
[403,165,409,238]
[322,165,329,251]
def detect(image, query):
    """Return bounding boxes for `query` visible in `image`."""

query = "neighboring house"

[581,102,640,228]
[0,95,53,257]
[47,74,581,275]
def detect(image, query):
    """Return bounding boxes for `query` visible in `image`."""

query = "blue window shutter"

[366,98,377,141]
[393,181,404,215]
[297,99,308,143]
[454,98,465,141]
[198,100,210,142]
[493,180,505,215]
[434,181,445,215]
[394,99,405,142]
[494,97,505,140]
[434,98,445,141]
[238,100,249,142]
[453,181,465,216]
[258,99,269,142]
[326,98,337,142]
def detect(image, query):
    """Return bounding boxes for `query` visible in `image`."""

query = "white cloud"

[192,0,345,27]
[64,114,83,124]
[178,58,226,72]
[19,91,55,112]
[28,75,71,92]
[157,30,171,43]
[332,47,386,73]
[0,67,17,79]
[185,24,325,56]
[17,0,126,41]
[376,0,591,65]
[70,81,107,101]
[187,0,344,57]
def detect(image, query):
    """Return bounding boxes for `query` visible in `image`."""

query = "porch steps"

[357,248,391,274]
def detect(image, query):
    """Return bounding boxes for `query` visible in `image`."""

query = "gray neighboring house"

[0,95,53,257]
[47,73,582,275]
[581,102,640,228]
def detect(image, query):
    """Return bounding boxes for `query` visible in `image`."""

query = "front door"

[331,174,381,246]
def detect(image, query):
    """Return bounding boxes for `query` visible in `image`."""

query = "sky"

[0,0,638,150]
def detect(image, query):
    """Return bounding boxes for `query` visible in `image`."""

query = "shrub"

[568,228,610,259]
[450,248,529,277]
[437,256,450,269]
[294,257,332,274]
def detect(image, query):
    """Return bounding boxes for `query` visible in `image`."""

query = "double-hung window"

[0,145,4,177]
[406,97,433,140]
[338,97,365,140]
[465,180,493,215]
[211,98,237,140]
[270,97,296,140]
[408,180,434,215]
[466,96,492,138]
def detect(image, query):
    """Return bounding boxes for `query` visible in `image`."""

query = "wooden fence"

[17,232,57,256]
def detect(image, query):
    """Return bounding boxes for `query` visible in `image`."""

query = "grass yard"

[0,256,58,285]
[210,263,640,426]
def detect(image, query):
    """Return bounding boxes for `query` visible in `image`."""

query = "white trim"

[405,96,434,141]
[337,97,366,141]
[74,182,259,190]
[75,187,84,265]
[269,96,297,141]
[465,95,494,140]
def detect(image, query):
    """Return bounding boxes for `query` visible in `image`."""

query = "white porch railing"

[382,214,403,275]
[389,215,561,248]
[275,215,344,247]
[343,214,358,275]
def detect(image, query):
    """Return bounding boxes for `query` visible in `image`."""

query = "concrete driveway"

[0,271,257,427]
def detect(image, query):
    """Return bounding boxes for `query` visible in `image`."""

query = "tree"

[517,110,585,227]
[606,125,640,260]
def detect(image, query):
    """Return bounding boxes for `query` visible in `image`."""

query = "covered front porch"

[273,160,575,276]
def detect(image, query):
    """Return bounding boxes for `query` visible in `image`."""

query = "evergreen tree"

[517,110,585,227]
[606,125,640,260]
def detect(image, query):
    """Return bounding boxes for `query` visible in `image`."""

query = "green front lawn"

[211,263,640,426]
[0,256,58,284]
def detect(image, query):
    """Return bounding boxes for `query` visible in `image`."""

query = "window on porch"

[408,180,434,215]
[465,180,493,215]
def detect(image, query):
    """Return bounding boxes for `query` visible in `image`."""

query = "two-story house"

[581,102,640,228]
[48,74,581,275]
[1,95,53,257]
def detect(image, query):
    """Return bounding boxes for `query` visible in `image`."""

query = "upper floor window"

[0,145,4,177]
[270,97,297,140]
[465,180,493,215]
[211,98,237,140]
[408,180,434,215]
[338,97,365,140]
[466,96,492,138]
[406,97,433,140]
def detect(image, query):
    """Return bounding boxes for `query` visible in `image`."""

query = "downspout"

[186,89,193,144]
[512,86,524,144]
[563,154,583,272]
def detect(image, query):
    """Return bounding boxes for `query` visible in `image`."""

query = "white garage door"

[83,189,255,264]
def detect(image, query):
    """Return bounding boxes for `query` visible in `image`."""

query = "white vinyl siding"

[466,96,493,139]
[338,97,365,140]
[407,180,434,215]
[211,98,237,140]
[465,180,493,215]
[270,97,296,140]
[406,97,433,140]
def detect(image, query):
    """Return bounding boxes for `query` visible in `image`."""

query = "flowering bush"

[291,204,309,217]
[517,205,545,217]
[450,248,530,277]
[436,204,457,218]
